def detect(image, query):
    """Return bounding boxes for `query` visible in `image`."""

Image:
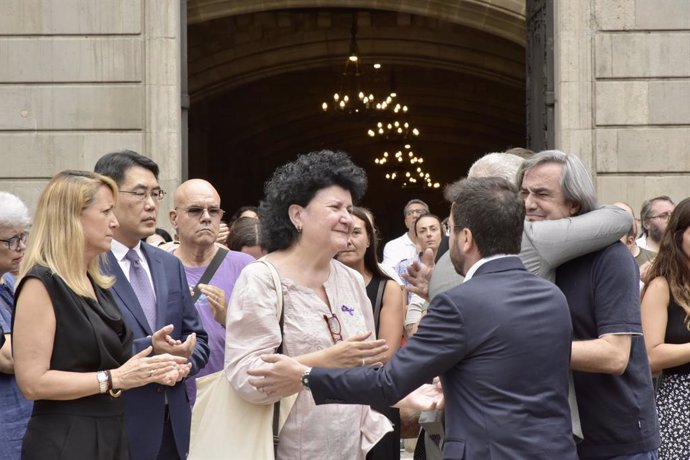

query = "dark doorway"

[187,8,526,241]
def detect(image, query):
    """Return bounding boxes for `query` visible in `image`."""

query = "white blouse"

[225,259,392,459]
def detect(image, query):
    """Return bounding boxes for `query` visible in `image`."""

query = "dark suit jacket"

[311,256,576,459]
[105,243,209,460]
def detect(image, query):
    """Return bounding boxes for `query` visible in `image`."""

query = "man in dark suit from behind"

[95,151,209,460]
[249,177,577,459]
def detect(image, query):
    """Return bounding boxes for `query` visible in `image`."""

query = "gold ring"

[362,359,366,367]
[149,369,154,377]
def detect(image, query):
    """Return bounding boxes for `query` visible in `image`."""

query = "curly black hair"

[259,150,367,253]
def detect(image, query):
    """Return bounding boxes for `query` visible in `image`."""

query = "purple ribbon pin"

[341,305,355,316]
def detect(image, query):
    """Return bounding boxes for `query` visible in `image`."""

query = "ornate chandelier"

[368,99,439,189]
[319,12,439,189]
[321,16,380,115]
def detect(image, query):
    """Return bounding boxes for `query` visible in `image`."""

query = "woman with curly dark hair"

[225,150,392,459]
[641,197,690,459]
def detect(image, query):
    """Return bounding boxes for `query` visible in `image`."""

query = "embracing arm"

[524,205,633,275]
[571,244,641,375]
[571,334,631,375]
[641,277,690,373]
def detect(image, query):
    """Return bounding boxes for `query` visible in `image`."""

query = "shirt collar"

[464,254,514,281]
[111,238,143,262]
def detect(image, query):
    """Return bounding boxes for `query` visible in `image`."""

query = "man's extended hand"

[247,354,307,398]
[402,247,435,300]
[152,324,196,359]
[395,379,444,411]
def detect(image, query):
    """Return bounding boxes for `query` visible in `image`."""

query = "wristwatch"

[300,368,312,391]
[97,371,109,394]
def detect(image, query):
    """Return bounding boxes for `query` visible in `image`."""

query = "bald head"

[170,179,223,249]
[173,179,220,208]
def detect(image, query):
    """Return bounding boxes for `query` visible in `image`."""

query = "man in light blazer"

[249,177,577,459]
[96,151,209,460]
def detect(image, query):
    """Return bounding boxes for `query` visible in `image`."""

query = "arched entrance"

[186,1,527,239]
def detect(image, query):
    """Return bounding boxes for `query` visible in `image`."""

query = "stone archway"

[186,2,527,238]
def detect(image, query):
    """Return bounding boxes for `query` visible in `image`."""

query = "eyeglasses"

[405,208,427,217]
[323,313,343,344]
[649,213,671,222]
[120,189,166,202]
[177,206,225,219]
[0,232,27,251]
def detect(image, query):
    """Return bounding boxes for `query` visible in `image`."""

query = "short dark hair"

[230,206,258,223]
[94,149,159,186]
[153,227,172,243]
[403,199,429,216]
[228,217,261,251]
[444,177,524,257]
[259,150,367,253]
[413,213,442,237]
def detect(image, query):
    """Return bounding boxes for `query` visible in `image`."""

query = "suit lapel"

[106,250,154,335]
[141,243,168,330]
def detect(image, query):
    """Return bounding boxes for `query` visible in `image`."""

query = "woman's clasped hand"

[110,346,190,389]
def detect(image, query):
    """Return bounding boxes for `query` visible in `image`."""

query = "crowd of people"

[0,146,687,459]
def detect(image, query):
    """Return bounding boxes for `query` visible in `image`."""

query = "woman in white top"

[225,150,391,459]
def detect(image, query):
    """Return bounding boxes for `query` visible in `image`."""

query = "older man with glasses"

[637,196,675,253]
[381,199,430,273]
[95,150,209,460]
[167,179,253,406]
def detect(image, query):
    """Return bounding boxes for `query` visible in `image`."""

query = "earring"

[295,224,302,233]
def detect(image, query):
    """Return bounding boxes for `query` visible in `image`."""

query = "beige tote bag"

[189,259,297,460]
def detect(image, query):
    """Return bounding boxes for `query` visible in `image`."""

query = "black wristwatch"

[301,368,312,391]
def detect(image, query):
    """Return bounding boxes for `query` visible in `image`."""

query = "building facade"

[1,0,688,220]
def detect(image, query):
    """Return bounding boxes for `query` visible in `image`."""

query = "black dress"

[365,275,401,460]
[14,266,133,460]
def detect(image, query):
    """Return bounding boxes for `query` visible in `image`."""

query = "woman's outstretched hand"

[325,332,389,368]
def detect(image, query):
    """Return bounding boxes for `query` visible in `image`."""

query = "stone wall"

[555,0,690,212]
[0,0,181,212]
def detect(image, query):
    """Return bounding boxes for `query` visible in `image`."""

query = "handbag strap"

[191,247,229,302]
[257,258,285,457]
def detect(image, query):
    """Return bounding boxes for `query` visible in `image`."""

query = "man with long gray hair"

[519,150,659,458]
